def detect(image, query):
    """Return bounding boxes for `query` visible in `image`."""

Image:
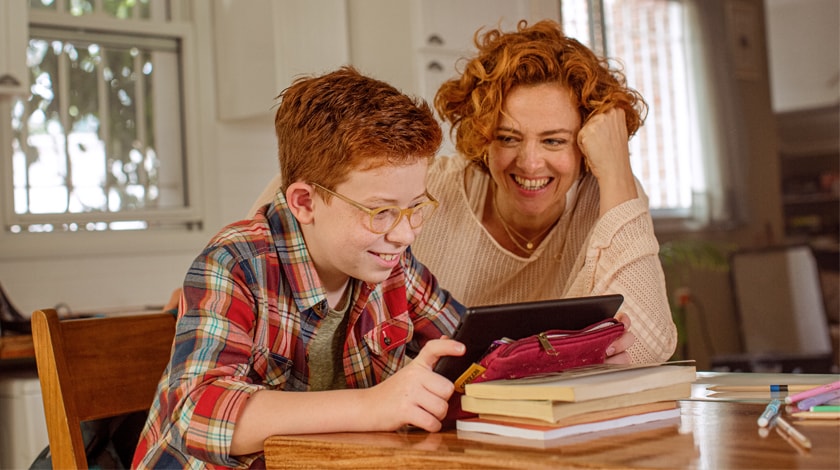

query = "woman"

[248,20,676,365]
[409,19,676,364]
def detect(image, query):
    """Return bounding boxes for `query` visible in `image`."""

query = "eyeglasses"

[311,183,439,234]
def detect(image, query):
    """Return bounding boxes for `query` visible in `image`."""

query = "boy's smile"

[300,159,432,304]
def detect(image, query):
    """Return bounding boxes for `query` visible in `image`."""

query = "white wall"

[765,0,840,112]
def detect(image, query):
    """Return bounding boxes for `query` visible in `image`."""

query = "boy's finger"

[412,339,465,370]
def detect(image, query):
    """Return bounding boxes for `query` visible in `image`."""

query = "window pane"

[602,0,694,211]
[562,0,697,214]
[31,0,158,19]
[68,0,134,17]
[103,0,154,19]
[29,0,57,11]
[68,0,93,16]
[560,0,592,48]
[11,31,185,222]
[104,0,131,19]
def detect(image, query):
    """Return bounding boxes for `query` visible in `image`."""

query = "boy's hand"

[605,312,635,364]
[362,338,465,432]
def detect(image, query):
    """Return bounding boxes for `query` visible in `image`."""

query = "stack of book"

[456,362,697,441]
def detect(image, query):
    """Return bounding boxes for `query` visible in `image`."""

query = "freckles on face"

[308,160,431,287]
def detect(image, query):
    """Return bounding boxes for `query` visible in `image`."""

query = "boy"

[133,67,465,468]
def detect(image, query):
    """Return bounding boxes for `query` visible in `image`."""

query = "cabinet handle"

[0,75,21,87]
[427,34,444,46]
[427,61,444,72]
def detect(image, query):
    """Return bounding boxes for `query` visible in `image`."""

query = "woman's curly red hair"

[434,19,647,169]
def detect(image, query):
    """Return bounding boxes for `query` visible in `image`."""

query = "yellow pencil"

[790,411,840,420]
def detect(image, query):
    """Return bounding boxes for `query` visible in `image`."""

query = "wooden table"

[264,373,840,469]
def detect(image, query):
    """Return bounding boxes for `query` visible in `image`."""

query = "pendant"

[525,242,534,250]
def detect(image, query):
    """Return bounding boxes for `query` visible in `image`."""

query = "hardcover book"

[456,407,682,441]
[455,413,687,450]
[461,382,691,422]
[463,363,697,402]
[478,400,678,427]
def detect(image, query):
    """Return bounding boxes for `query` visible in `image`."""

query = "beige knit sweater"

[411,156,677,364]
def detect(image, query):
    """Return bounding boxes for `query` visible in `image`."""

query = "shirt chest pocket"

[253,348,294,389]
[362,313,414,378]
[363,313,414,355]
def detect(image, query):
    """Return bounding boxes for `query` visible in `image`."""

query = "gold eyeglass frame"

[310,183,439,234]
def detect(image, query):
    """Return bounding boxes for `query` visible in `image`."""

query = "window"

[2,0,200,235]
[561,0,735,228]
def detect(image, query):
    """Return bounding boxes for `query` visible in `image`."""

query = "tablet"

[433,294,624,383]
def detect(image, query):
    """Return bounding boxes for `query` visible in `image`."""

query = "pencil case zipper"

[493,318,624,359]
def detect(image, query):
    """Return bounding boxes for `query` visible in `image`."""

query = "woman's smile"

[511,174,552,191]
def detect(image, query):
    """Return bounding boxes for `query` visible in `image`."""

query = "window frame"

[0,4,212,259]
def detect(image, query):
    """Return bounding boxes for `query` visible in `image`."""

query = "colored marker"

[796,388,840,410]
[784,380,840,404]
[810,405,840,412]
[758,399,782,427]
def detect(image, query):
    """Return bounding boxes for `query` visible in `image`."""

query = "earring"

[481,152,489,167]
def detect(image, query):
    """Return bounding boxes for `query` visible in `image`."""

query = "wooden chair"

[31,308,175,469]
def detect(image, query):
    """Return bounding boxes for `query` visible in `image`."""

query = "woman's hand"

[577,108,629,176]
[577,108,638,215]
[605,312,635,364]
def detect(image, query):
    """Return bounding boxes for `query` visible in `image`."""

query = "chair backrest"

[729,245,833,357]
[31,308,175,469]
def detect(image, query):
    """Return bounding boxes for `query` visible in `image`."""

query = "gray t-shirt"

[308,285,351,391]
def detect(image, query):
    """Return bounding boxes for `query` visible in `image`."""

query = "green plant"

[659,240,737,360]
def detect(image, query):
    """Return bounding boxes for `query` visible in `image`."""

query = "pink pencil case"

[471,318,626,383]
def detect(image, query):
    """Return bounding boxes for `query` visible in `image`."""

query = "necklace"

[492,191,557,253]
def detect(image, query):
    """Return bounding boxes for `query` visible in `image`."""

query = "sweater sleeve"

[566,194,678,363]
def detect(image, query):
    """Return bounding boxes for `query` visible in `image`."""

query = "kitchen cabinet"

[211,0,349,120]
[410,0,559,154]
[411,0,559,103]
[0,0,28,96]
[765,0,838,112]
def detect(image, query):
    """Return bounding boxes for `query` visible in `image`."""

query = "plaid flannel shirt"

[132,192,463,469]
